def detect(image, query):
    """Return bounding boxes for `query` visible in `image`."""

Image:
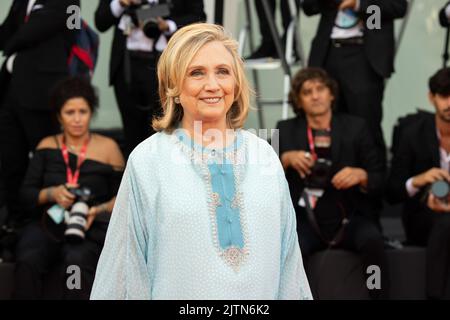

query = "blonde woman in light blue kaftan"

[90,22,312,300]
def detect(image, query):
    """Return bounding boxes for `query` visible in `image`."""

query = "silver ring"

[304,152,311,159]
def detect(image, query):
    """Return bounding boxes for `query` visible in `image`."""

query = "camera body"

[304,128,333,191]
[125,1,171,39]
[64,186,92,243]
[305,158,333,190]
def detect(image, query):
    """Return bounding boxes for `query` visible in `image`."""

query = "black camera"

[64,186,92,243]
[125,1,171,39]
[430,180,450,203]
[305,158,333,190]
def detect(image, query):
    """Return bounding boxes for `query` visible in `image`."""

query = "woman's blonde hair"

[152,23,253,132]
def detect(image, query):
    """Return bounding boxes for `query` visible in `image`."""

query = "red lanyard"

[307,126,318,161]
[61,136,90,185]
[307,125,331,161]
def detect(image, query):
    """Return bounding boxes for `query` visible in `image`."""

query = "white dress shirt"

[330,0,364,39]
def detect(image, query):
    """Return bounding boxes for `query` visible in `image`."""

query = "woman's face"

[179,41,236,127]
[58,97,92,137]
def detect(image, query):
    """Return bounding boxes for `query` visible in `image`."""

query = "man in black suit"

[95,0,206,156]
[302,0,408,165]
[276,67,388,299]
[387,68,450,299]
[0,0,79,225]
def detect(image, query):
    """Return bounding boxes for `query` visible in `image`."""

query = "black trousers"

[298,215,390,300]
[406,211,450,299]
[324,43,387,165]
[113,51,161,157]
[12,220,107,300]
[254,0,300,47]
[0,92,59,224]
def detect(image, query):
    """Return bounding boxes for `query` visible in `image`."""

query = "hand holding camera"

[119,0,142,8]
[51,183,78,209]
[121,0,171,38]
[412,168,450,189]
[156,17,170,32]
[410,168,450,212]
[427,192,450,212]
[282,150,315,178]
[427,178,450,212]
[336,0,357,11]
[85,204,108,231]
[331,167,368,190]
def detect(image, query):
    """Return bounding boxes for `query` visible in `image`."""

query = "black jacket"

[0,0,79,110]
[276,113,385,225]
[440,1,450,27]
[94,0,206,85]
[387,112,439,240]
[302,0,407,78]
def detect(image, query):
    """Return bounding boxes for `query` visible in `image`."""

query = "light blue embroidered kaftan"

[90,129,312,300]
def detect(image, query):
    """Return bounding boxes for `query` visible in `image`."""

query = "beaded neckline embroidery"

[172,130,249,272]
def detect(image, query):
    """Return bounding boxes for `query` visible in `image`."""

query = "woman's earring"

[174,97,180,104]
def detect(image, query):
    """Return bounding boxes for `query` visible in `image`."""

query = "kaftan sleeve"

[90,158,152,299]
[277,166,313,300]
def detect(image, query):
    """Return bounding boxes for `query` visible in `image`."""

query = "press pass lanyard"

[61,136,90,185]
[305,125,331,208]
[307,125,331,160]
[306,126,317,161]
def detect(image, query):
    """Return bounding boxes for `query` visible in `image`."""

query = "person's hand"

[331,167,367,190]
[427,193,450,212]
[119,0,141,8]
[157,17,170,32]
[412,168,450,189]
[52,184,77,209]
[86,206,98,231]
[339,0,357,10]
[281,150,315,178]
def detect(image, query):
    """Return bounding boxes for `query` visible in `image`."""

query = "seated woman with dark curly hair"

[13,77,125,300]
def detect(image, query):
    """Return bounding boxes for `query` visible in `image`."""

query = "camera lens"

[65,202,89,243]
[431,180,450,200]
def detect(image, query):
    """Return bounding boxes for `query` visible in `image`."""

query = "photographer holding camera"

[302,0,407,166]
[276,67,388,299]
[12,77,125,299]
[387,68,450,300]
[94,0,206,157]
[0,0,80,235]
